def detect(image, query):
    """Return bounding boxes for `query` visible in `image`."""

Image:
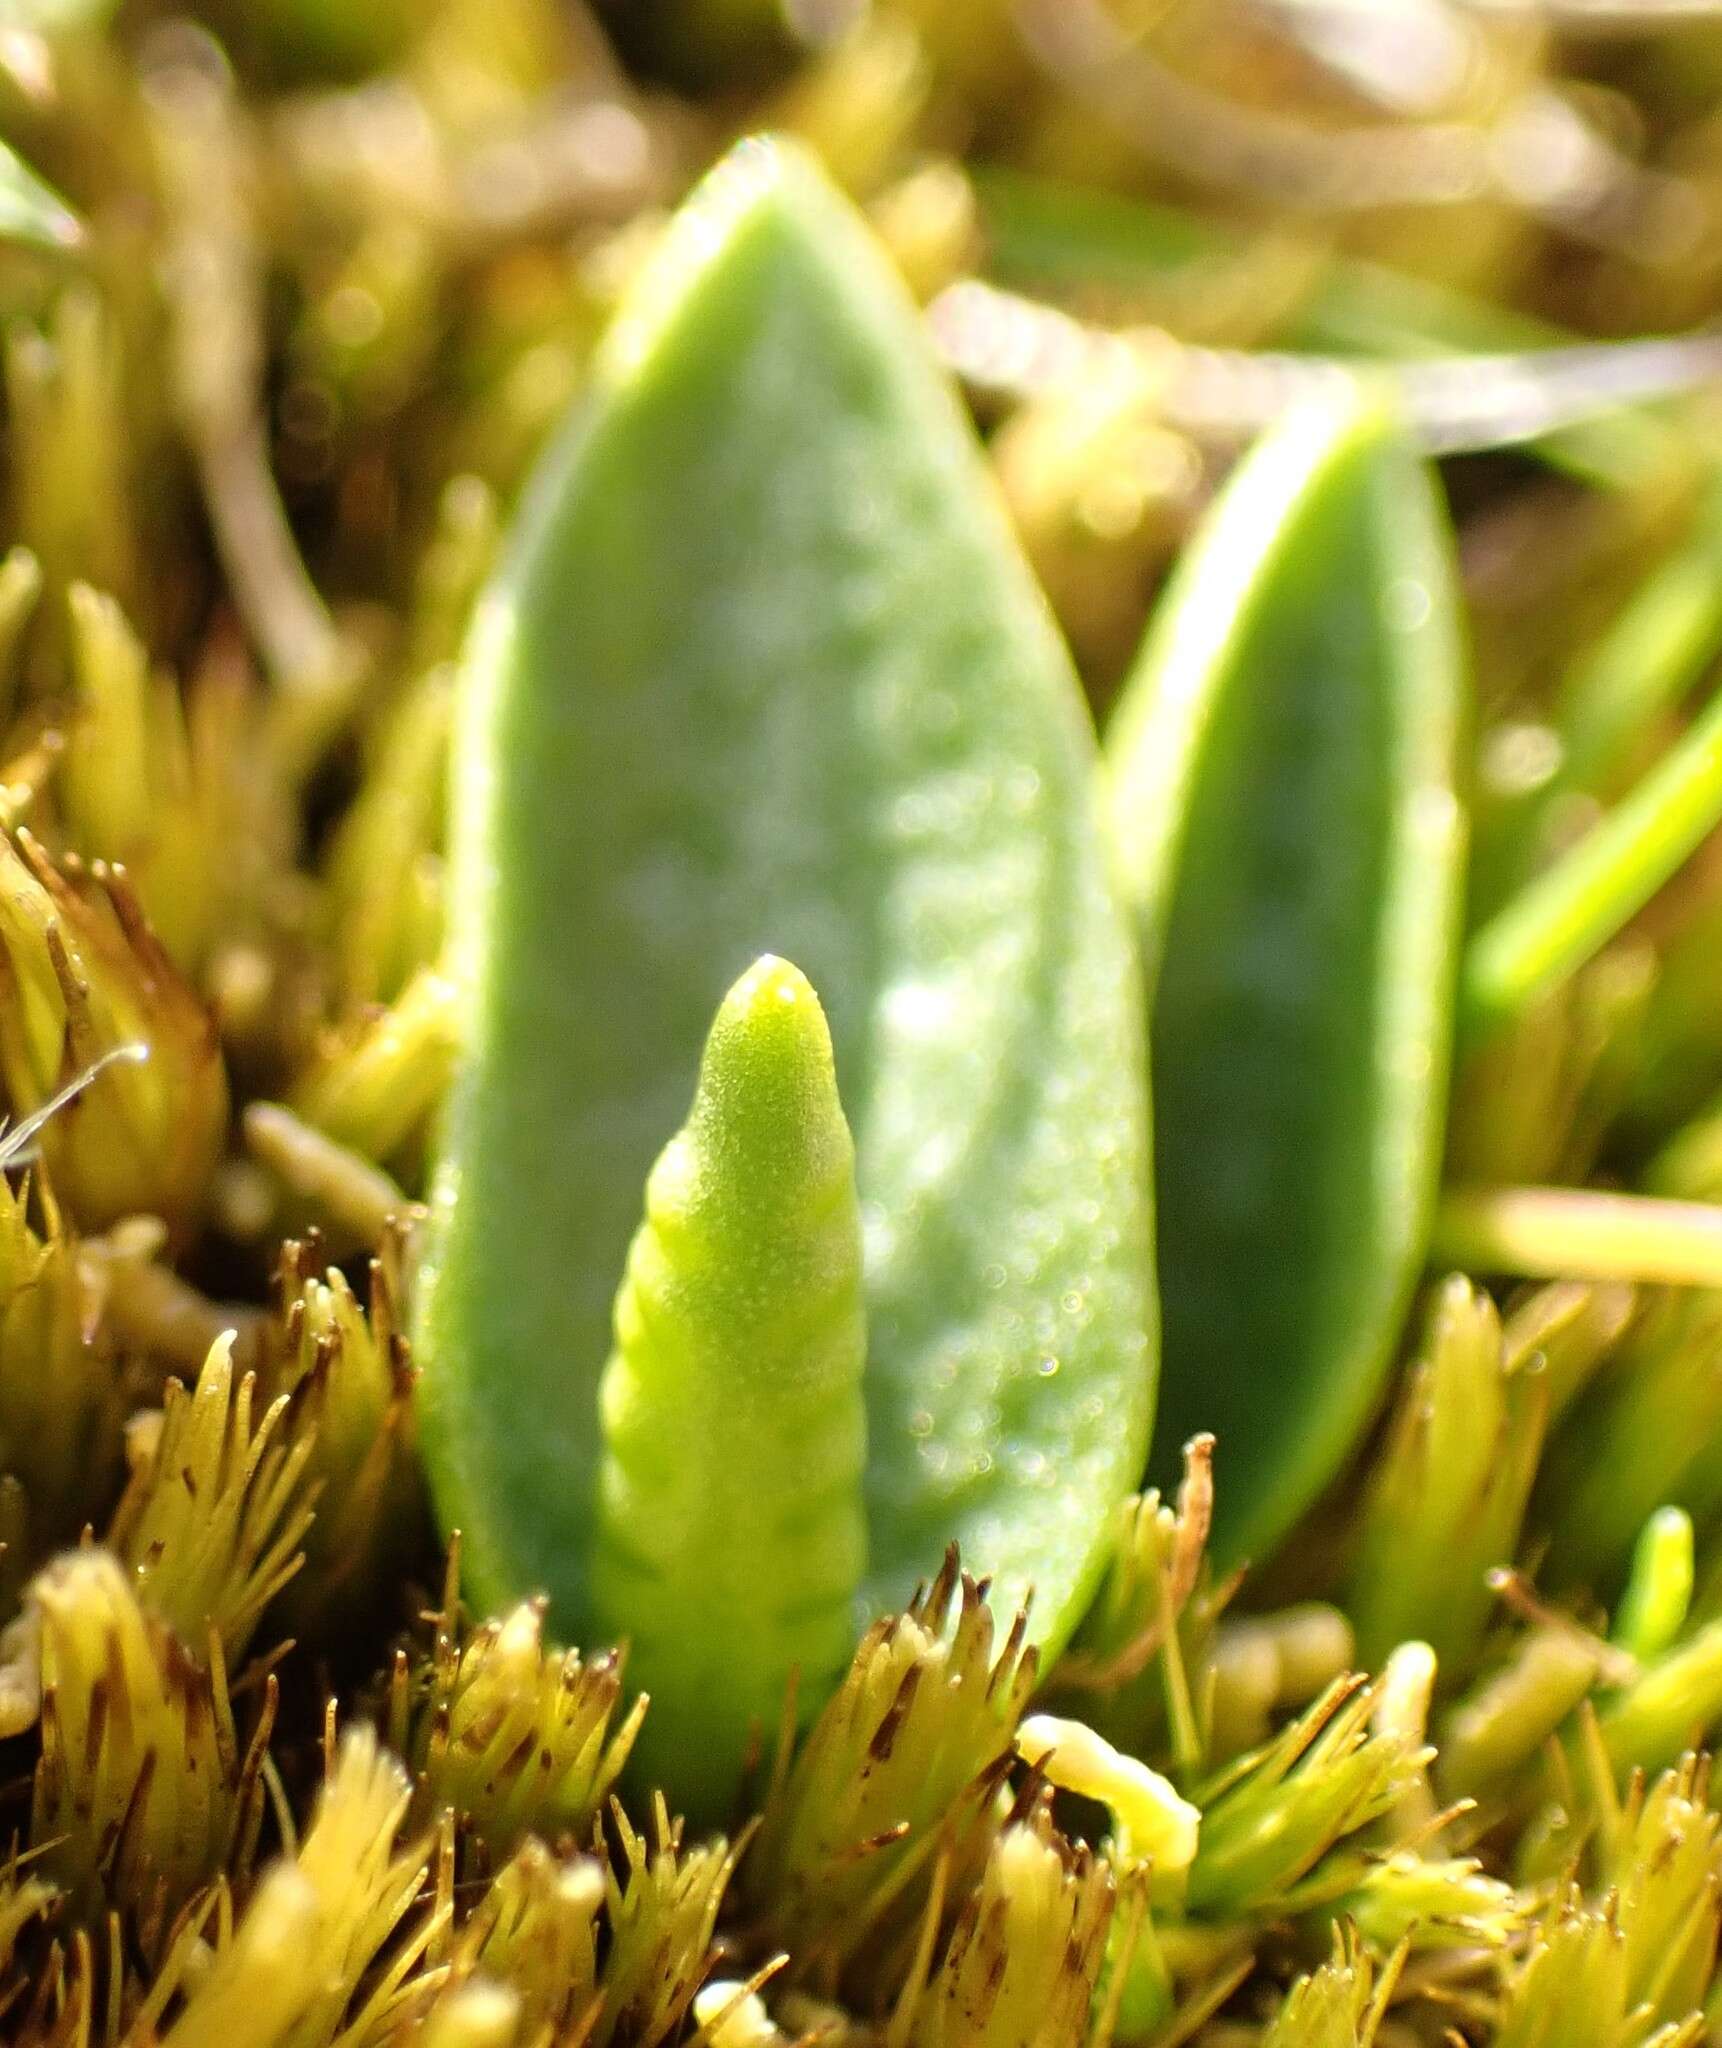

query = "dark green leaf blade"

[417,136,1156,1663]
[1105,394,1465,1567]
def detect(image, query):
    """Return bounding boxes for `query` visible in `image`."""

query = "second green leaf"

[1106,394,1467,1567]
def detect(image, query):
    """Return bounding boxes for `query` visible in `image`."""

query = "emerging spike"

[593,955,867,1818]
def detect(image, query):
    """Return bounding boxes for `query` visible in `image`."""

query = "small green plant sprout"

[593,954,867,1817]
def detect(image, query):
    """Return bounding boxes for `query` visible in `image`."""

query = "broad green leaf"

[0,138,80,254]
[593,956,867,1817]
[417,137,1155,1677]
[1105,394,1465,1567]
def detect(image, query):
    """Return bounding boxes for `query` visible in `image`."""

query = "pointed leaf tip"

[712,953,830,1061]
[597,135,837,391]
[690,955,850,1191]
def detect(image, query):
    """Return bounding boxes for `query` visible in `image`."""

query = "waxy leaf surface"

[1105,396,1465,1567]
[418,138,1156,1660]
